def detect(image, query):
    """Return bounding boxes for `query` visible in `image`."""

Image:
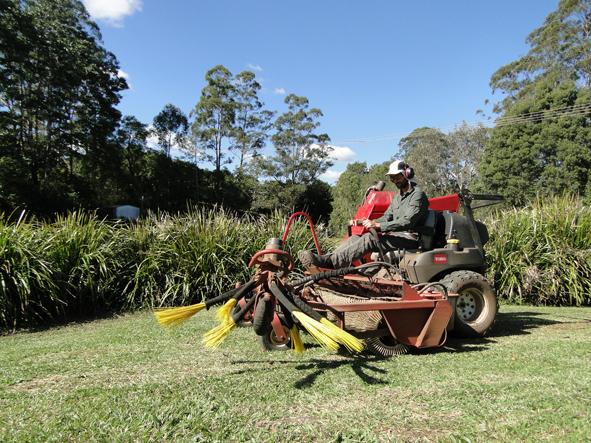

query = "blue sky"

[84,0,559,183]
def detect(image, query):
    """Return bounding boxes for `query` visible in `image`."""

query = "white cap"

[386,160,405,176]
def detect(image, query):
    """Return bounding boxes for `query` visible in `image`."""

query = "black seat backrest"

[417,210,438,250]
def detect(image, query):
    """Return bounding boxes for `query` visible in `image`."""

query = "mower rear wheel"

[440,270,498,337]
[258,324,291,351]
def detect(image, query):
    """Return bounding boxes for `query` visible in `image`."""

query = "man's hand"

[362,219,381,230]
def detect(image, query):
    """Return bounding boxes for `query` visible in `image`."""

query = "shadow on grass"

[229,310,579,388]
[489,311,561,337]
[292,356,389,389]
[230,355,390,389]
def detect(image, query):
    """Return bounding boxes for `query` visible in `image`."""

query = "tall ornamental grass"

[125,208,331,309]
[0,209,332,330]
[486,195,591,306]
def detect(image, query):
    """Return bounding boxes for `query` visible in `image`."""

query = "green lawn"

[1,305,589,442]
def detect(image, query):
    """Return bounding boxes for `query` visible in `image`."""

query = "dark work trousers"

[327,232,418,268]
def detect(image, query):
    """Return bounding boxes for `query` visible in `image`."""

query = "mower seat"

[415,210,438,251]
[376,210,440,264]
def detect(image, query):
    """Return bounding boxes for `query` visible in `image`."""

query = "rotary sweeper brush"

[154,188,502,357]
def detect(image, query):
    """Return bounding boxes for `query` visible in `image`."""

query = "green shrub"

[485,195,591,306]
[0,209,333,329]
[125,208,334,309]
[0,213,55,328]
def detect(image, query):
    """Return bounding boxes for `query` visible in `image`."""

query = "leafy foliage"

[490,0,591,110]
[485,194,591,306]
[0,0,126,213]
[232,71,274,170]
[257,94,332,185]
[399,124,488,197]
[0,209,334,330]
[152,104,189,158]
[479,79,591,204]
[481,1,591,204]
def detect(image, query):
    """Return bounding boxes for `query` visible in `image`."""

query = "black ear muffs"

[400,162,414,180]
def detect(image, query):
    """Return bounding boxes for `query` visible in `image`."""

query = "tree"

[479,78,591,204]
[191,65,236,174]
[490,0,591,111]
[152,104,189,158]
[259,94,332,185]
[398,127,451,196]
[115,116,148,203]
[0,0,126,213]
[480,0,591,204]
[232,71,273,171]
[447,122,489,190]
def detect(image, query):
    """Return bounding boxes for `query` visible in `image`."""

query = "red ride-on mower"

[155,187,502,358]
[254,186,503,357]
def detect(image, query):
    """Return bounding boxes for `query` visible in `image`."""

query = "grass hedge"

[1,195,590,330]
[485,195,591,306]
[0,209,332,330]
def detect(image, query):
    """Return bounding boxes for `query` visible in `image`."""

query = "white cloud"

[117,69,129,80]
[327,145,356,162]
[273,87,286,95]
[83,0,142,26]
[247,63,263,72]
[309,144,356,162]
[319,169,343,183]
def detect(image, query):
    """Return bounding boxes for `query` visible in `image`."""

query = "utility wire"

[496,103,591,124]
[332,102,591,144]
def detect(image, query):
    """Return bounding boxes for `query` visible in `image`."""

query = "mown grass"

[1,305,589,442]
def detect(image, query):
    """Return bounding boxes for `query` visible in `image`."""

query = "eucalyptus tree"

[490,0,591,112]
[480,0,591,204]
[398,127,451,196]
[114,116,149,204]
[446,122,489,190]
[191,65,236,174]
[261,94,332,184]
[232,71,274,171]
[152,104,189,158]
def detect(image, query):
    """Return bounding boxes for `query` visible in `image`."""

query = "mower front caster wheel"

[440,270,498,337]
[258,324,291,351]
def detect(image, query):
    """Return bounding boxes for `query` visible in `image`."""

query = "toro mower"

[155,186,502,357]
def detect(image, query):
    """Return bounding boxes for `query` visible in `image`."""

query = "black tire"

[232,302,252,327]
[440,270,498,337]
[258,323,291,351]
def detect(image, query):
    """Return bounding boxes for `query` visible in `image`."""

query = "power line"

[331,102,591,146]
[496,102,591,126]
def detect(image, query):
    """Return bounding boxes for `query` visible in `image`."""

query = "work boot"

[298,250,332,269]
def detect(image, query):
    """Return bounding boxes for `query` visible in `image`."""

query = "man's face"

[389,173,408,190]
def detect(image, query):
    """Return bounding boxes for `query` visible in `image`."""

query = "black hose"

[230,294,257,323]
[268,282,301,321]
[204,280,255,309]
[417,283,449,300]
[290,266,358,288]
[290,291,324,322]
[252,296,274,336]
[290,260,400,289]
